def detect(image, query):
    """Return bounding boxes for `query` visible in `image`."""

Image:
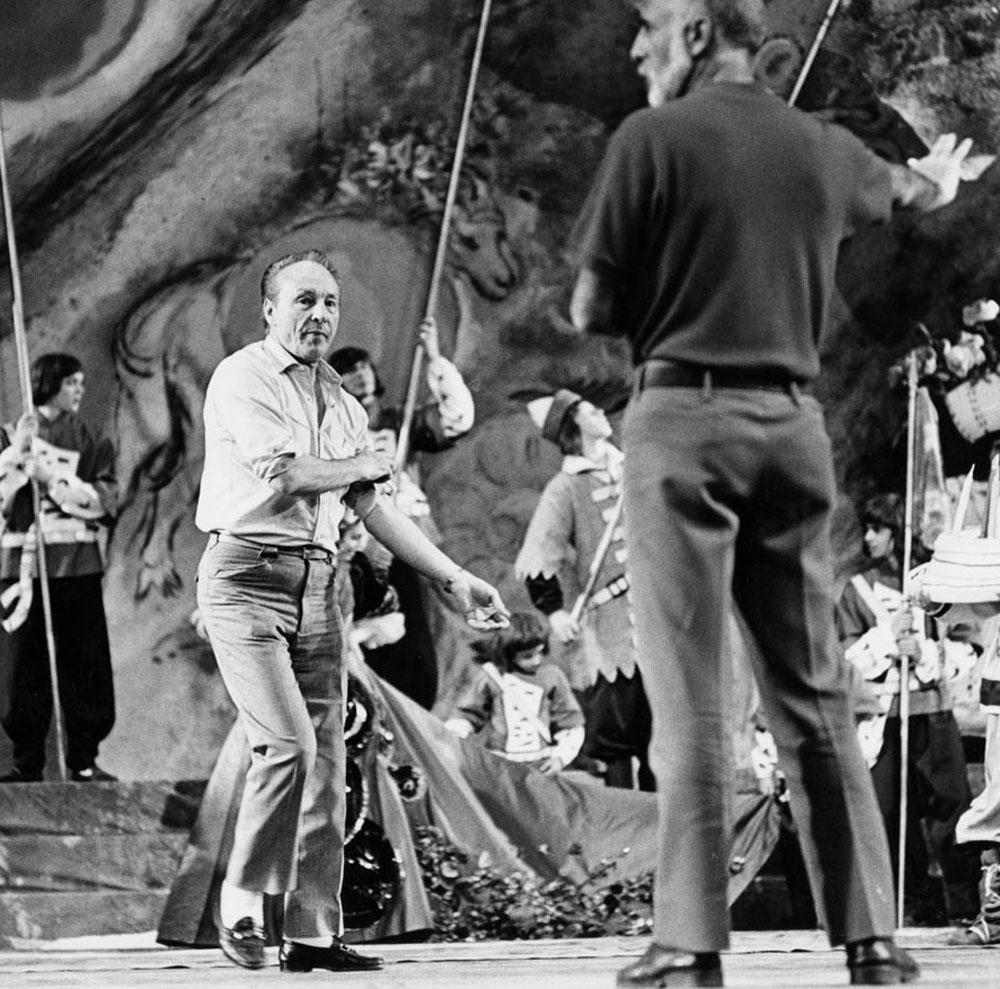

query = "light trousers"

[197,537,346,939]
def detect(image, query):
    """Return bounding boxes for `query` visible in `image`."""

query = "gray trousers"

[622,384,895,952]
[197,536,346,939]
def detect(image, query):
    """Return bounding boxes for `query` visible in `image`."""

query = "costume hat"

[526,389,582,444]
[921,459,1000,602]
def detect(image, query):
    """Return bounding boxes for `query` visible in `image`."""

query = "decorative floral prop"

[890,298,1000,392]
[888,298,1000,447]
[321,82,522,225]
[413,825,653,941]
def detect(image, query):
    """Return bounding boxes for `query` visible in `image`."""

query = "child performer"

[445,611,584,774]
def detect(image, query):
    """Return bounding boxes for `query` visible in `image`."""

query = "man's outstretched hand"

[447,570,510,631]
[907,133,977,208]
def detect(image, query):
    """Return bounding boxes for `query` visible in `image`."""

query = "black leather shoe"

[71,764,117,782]
[279,938,384,972]
[219,917,266,969]
[847,938,920,985]
[617,943,723,987]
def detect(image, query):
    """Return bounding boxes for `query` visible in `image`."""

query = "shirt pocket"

[320,418,362,460]
[282,409,317,456]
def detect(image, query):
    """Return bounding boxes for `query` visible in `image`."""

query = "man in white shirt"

[196,249,508,973]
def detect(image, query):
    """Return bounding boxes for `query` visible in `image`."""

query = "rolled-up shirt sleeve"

[209,359,299,482]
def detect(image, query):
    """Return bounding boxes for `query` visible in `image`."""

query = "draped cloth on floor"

[157,670,780,946]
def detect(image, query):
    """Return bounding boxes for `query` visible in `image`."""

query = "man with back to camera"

[569,1,984,985]
[196,249,508,974]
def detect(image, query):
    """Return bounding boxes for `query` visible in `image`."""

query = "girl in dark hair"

[31,352,83,406]
[445,611,585,773]
[0,353,118,782]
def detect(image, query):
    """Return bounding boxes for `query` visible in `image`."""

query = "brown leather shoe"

[846,938,920,985]
[219,916,266,969]
[617,943,723,987]
[279,938,384,972]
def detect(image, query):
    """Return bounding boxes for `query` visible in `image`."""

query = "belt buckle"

[299,545,330,563]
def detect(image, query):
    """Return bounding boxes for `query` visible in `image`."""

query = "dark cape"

[156,667,782,946]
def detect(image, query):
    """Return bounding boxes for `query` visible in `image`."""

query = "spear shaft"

[788,0,845,108]
[393,0,493,475]
[0,102,68,782]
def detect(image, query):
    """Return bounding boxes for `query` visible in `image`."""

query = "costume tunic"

[451,663,584,764]
[573,80,897,951]
[0,411,116,778]
[836,563,973,915]
[514,446,633,685]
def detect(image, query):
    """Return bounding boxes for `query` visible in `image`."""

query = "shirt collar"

[262,334,342,390]
[561,443,623,476]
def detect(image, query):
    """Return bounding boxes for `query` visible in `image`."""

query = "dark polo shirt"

[573,81,893,381]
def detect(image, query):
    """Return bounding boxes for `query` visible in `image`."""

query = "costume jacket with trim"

[448,663,584,764]
[0,413,117,581]
[514,444,634,685]
[835,563,955,718]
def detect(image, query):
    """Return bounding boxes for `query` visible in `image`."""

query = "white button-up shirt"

[197,334,373,550]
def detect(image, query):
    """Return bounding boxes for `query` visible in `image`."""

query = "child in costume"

[330,317,474,709]
[514,389,652,789]
[0,354,118,783]
[912,470,1000,945]
[445,611,584,773]
[836,493,976,923]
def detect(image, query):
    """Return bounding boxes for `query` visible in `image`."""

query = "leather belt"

[210,531,334,563]
[637,360,810,395]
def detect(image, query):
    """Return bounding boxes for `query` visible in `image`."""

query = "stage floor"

[1,930,997,987]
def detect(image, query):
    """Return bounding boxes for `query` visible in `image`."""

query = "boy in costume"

[515,390,652,789]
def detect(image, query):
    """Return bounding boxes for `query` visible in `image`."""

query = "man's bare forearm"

[270,452,389,496]
[363,500,459,585]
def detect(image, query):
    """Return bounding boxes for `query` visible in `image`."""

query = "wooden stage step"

[0,780,204,944]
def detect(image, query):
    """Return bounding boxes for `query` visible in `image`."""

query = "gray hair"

[704,0,768,54]
[260,249,339,304]
[635,0,767,54]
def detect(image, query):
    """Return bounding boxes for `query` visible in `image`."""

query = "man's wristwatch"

[440,568,466,594]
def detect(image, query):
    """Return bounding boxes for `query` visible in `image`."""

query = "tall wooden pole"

[393,0,493,476]
[896,350,919,926]
[0,103,68,781]
[787,0,845,108]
